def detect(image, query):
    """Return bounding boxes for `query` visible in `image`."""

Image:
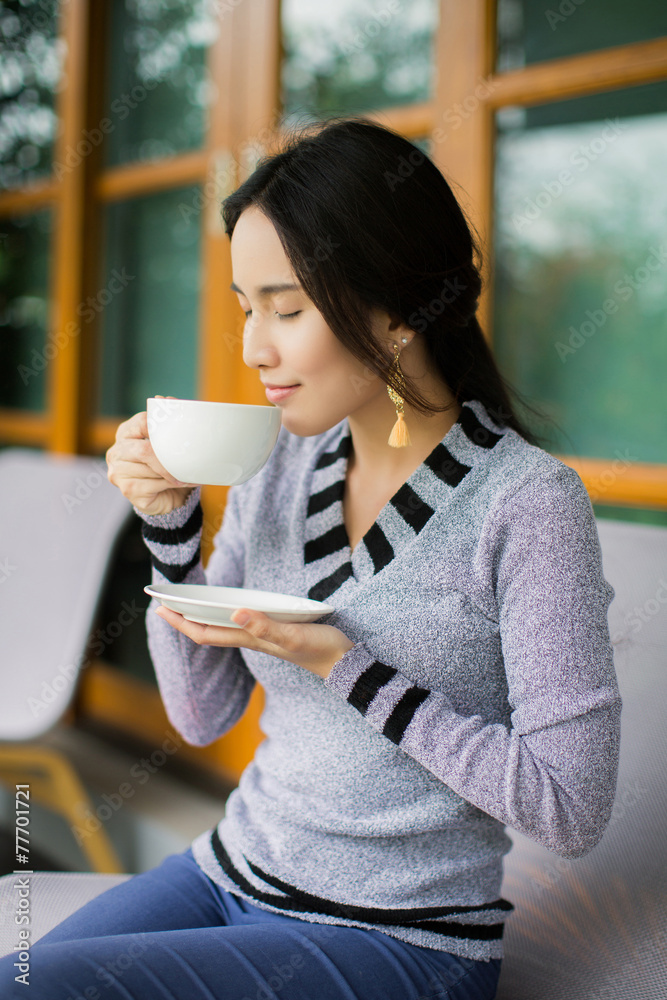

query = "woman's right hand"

[106,409,196,516]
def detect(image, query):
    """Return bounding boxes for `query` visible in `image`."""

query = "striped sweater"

[138,399,622,961]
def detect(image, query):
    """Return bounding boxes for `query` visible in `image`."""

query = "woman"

[1,118,622,1000]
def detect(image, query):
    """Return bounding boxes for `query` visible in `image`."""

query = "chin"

[280,408,346,438]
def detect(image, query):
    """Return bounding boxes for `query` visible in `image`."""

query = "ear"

[371,307,414,348]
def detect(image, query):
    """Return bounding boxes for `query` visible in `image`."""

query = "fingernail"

[234,611,250,626]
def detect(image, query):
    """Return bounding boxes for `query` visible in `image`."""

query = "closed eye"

[243,310,301,320]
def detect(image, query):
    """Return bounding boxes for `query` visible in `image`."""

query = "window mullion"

[49,0,92,454]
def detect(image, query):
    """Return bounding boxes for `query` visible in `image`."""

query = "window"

[281,0,438,120]
[494,84,667,468]
[0,0,62,426]
[97,186,200,416]
[0,210,52,411]
[496,0,667,70]
[2,1,666,772]
[0,0,260,780]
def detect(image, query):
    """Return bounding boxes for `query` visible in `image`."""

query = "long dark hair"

[222,115,540,444]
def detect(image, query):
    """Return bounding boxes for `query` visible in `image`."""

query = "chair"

[1,516,666,1000]
[495,517,667,999]
[0,448,133,876]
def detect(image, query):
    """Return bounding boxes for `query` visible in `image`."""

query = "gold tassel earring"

[387,339,411,448]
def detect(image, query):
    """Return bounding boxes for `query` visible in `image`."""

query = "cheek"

[302,355,366,404]
[290,324,347,377]
[287,318,379,404]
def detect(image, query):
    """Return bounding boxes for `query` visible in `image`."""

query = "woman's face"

[229,206,391,437]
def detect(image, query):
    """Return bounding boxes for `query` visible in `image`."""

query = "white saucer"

[144,584,335,628]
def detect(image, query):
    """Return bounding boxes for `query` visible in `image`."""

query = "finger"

[109,458,166,481]
[120,406,198,485]
[109,440,196,488]
[109,437,162,469]
[114,447,188,486]
[116,410,150,442]
[133,426,199,487]
[106,460,185,502]
[231,609,302,653]
[154,606,254,647]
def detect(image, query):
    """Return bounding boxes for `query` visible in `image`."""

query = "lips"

[264,384,300,403]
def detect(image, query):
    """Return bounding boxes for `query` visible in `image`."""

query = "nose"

[242,313,279,370]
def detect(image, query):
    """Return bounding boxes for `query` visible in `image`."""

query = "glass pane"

[98,185,200,416]
[493,83,667,466]
[496,0,667,71]
[0,210,51,410]
[0,0,64,189]
[104,0,218,167]
[281,0,438,121]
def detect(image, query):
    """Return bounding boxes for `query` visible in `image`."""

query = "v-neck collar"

[302,400,507,603]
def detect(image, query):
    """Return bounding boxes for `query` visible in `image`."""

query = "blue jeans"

[0,849,502,999]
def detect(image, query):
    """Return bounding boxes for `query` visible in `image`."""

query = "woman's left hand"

[154,605,355,679]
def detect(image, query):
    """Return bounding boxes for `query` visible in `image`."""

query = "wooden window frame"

[0,0,279,779]
[2,2,665,502]
[430,1,667,509]
[2,0,666,777]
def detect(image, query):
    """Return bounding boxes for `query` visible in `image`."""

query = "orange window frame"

[1,0,666,780]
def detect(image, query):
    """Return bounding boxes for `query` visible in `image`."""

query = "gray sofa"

[495,517,667,999]
[1,517,666,999]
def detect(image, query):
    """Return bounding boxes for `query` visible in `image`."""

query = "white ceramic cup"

[147,397,282,486]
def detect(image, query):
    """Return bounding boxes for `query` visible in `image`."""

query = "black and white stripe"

[383,686,430,745]
[302,403,507,603]
[347,659,430,745]
[307,479,345,518]
[424,443,471,487]
[304,524,348,564]
[309,562,354,603]
[348,661,398,714]
[458,405,504,449]
[389,482,435,534]
[141,502,202,584]
[208,828,513,942]
[303,427,354,601]
[314,432,351,469]
[363,522,394,574]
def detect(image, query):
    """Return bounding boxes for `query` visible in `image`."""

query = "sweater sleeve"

[138,485,256,746]
[324,467,622,860]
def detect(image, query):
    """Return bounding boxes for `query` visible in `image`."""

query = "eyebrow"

[230,281,301,297]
